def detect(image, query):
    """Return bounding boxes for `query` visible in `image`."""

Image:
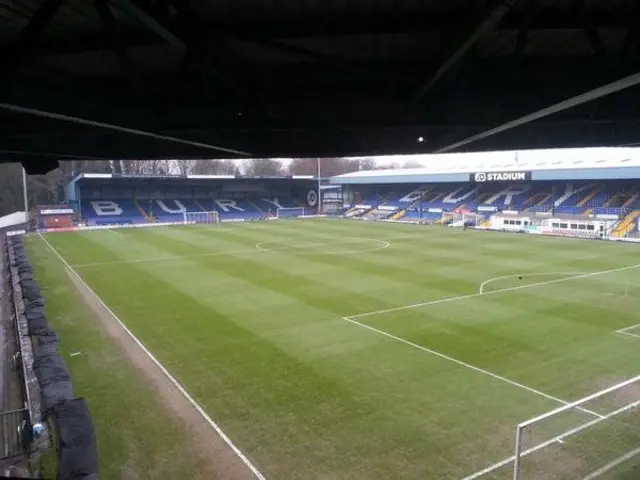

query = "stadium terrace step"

[344,206,359,216]
[535,193,553,208]
[622,193,639,208]
[194,200,208,212]
[133,200,151,222]
[389,209,406,221]
[364,209,391,221]
[603,193,621,207]
[577,185,602,207]
[478,217,492,227]
[522,193,545,210]
[611,210,640,237]
[247,199,265,213]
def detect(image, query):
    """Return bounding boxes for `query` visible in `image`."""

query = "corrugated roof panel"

[525,30,592,56]
[39,0,103,39]
[332,153,640,180]
[0,3,34,39]
[599,28,628,53]
[477,31,519,57]
[38,51,123,77]
[188,0,472,23]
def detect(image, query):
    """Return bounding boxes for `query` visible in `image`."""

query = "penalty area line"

[478,272,585,295]
[340,316,604,420]
[38,234,266,480]
[347,262,640,320]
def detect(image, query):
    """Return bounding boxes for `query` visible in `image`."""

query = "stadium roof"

[331,153,640,184]
[334,153,640,179]
[72,173,317,182]
[3,0,640,174]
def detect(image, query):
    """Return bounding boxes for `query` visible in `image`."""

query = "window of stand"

[503,219,523,226]
[550,221,597,231]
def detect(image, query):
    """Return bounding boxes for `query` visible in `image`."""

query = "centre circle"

[255,237,390,255]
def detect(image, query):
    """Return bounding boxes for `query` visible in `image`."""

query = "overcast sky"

[360,147,640,168]
[240,147,640,171]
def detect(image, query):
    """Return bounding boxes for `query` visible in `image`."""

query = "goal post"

[511,374,640,480]
[441,211,479,227]
[182,211,220,225]
[276,207,306,219]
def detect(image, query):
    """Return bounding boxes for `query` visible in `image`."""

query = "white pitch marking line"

[38,234,267,480]
[478,272,585,295]
[617,330,640,340]
[341,316,604,419]
[347,262,640,320]
[462,399,640,480]
[583,445,640,480]
[616,323,640,334]
[255,237,390,255]
[71,233,420,268]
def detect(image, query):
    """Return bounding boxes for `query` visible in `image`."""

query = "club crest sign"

[471,171,531,182]
[306,189,318,207]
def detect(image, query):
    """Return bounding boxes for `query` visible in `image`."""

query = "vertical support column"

[317,157,322,215]
[513,424,523,480]
[21,167,28,219]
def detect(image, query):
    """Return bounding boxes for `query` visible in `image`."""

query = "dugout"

[36,205,74,231]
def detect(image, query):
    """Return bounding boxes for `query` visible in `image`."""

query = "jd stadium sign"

[471,171,531,182]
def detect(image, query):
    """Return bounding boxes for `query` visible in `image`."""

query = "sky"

[245,147,640,171]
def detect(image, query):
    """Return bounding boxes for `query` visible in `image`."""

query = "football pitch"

[27,219,640,479]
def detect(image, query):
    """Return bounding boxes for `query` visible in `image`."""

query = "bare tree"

[189,159,241,175]
[402,159,423,169]
[216,160,241,175]
[288,158,363,176]
[352,158,381,171]
[175,160,196,175]
[0,164,25,216]
[245,158,283,176]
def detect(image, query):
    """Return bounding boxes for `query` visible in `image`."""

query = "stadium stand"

[32,157,640,242]
[63,175,322,226]
[332,156,640,239]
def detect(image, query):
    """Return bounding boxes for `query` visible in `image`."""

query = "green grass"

[25,235,220,479]
[25,219,640,479]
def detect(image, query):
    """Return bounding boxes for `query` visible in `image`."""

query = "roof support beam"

[513,0,537,61]
[109,0,184,51]
[411,0,514,102]
[621,6,640,65]
[0,103,251,157]
[107,1,252,103]
[2,0,63,73]
[572,0,609,63]
[94,0,140,94]
[433,72,640,153]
